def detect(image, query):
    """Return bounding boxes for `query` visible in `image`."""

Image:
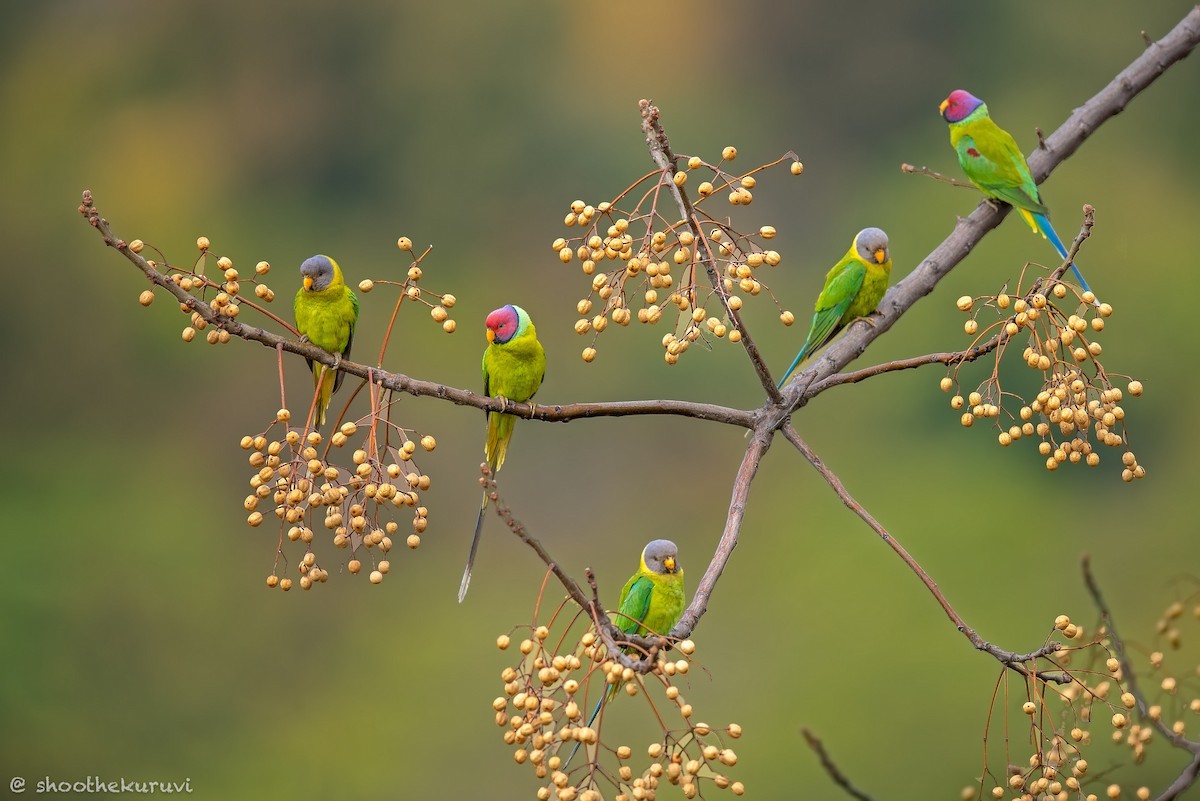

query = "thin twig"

[639,99,783,403]
[801,728,878,801]
[1081,556,1200,752]
[900,162,975,187]
[782,421,1069,682]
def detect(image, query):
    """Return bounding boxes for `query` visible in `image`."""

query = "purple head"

[939,90,984,123]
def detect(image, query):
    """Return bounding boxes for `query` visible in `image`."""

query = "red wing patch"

[967,147,981,157]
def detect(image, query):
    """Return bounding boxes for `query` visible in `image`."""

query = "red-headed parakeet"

[777,227,892,388]
[940,89,1092,294]
[458,304,547,602]
[293,255,359,430]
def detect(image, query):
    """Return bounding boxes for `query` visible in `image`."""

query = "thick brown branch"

[671,433,769,638]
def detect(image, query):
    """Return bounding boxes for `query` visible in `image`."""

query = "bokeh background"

[3,1,1198,798]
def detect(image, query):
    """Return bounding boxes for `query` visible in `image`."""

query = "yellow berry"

[397,237,413,251]
[359,279,374,292]
[721,146,737,161]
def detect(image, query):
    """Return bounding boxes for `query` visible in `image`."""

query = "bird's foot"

[527,401,538,420]
[298,334,310,345]
[495,394,509,413]
[857,312,882,329]
[331,353,342,371]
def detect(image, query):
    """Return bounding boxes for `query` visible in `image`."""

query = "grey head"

[853,228,890,265]
[299,255,336,292]
[642,538,680,575]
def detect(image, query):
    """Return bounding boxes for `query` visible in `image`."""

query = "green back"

[950,112,1046,215]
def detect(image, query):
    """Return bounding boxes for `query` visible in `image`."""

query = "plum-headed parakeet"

[458,304,547,602]
[293,255,359,430]
[940,89,1092,294]
[566,539,686,768]
[777,227,892,388]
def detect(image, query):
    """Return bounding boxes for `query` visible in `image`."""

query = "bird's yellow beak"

[663,556,676,573]
[303,276,314,291]
[874,249,887,264]
[939,99,950,115]
[486,328,496,344]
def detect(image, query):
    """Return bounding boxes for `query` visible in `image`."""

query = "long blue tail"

[562,693,607,771]
[776,346,809,390]
[1032,212,1093,295]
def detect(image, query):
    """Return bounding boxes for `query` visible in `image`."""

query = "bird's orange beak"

[663,556,676,573]
[303,276,314,290]
[939,99,950,115]
[486,328,496,344]
[874,249,887,264]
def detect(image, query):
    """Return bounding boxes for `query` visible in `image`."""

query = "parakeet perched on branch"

[940,89,1092,294]
[458,304,546,603]
[565,539,685,769]
[293,255,359,430]
[777,227,892,388]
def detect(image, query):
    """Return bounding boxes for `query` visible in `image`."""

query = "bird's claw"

[298,334,310,345]
[527,401,538,420]
[331,353,342,371]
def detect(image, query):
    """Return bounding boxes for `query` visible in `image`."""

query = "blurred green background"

[3,1,1198,798]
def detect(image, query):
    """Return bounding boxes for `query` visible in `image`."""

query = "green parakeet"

[293,255,359,430]
[458,304,546,603]
[940,89,1092,294]
[566,539,686,768]
[777,227,892,388]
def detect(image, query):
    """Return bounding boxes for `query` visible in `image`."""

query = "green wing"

[804,258,866,354]
[615,574,654,636]
[956,118,1046,214]
[333,288,359,394]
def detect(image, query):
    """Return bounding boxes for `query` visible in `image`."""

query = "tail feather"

[458,495,488,603]
[776,345,810,390]
[563,686,613,771]
[313,365,334,429]
[1031,212,1093,296]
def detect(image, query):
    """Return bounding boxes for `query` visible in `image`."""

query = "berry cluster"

[242,416,436,591]
[131,235,282,345]
[553,147,804,365]
[967,598,1200,801]
[968,614,1122,801]
[495,607,743,800]
[128,234,461,590]
[942,273,1145,480]
[357,236,459,335]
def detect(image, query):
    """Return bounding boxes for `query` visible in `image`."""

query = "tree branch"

[79,190,754,429]
[802,728,878,801]
[781,422,1070,682]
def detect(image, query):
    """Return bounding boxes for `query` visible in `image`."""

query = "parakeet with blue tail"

[939,89,1093,294]
[458,304,546,603]
[777,227,892,388]
[565,538,686,769]
[293,255,359,430]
